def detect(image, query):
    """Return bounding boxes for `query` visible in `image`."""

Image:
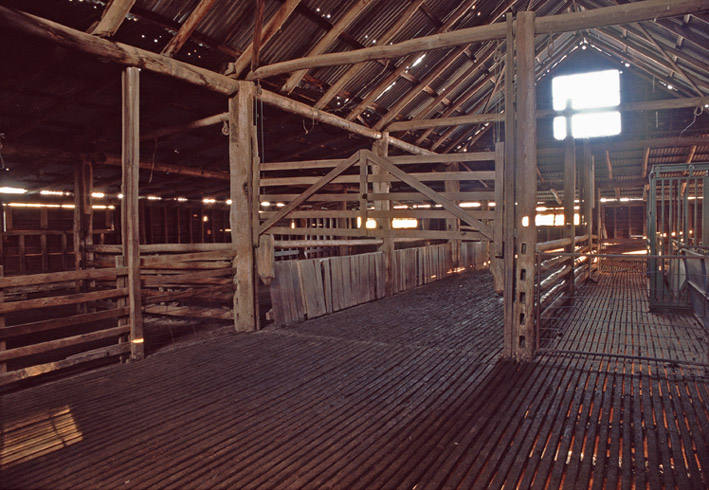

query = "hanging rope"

[148,138,158,183]
[680,104,704,136]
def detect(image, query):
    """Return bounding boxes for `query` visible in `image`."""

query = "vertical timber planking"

[229,81,258,332]
[122,66,144,360]
[512,11,537,361]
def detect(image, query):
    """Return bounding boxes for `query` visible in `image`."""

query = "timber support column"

[229,81,258,332]
[583,145,594,275]
[512,11,538,361]
[445,163,461,271]
[373,132,394,296]
[121,66,144,360]
[563,137,576,300]
[502,13,516,358]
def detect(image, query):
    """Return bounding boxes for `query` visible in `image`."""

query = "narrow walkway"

[1,267,707,488]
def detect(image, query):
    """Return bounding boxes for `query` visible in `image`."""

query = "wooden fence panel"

[270,243,491,326]
[0,267,129,387]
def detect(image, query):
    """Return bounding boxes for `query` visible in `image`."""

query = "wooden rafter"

[281,0,376,94]
[89,0,136,37]
[345,0,478,121]
[161,0,218,58]
[247,0,707,80]
[230,0,302,78]
[313,0,427,110]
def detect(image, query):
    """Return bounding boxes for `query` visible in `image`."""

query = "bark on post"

[121,66,144,360]
[372,133,394,296]
[229,81,258,332]
[512,11,537,361]
[563,137,576,300]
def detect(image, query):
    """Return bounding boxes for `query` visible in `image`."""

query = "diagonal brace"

[364,150,493,239]
[259,151,362,235]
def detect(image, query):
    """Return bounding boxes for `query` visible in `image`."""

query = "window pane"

[552,69,620,111]
[553,116,568,140]
[571,111,621,138]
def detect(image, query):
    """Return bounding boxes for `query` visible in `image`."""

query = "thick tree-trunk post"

[229,81,258,332]
[445,163,461,270]
[121,66,144,360]
[502,13,516,358]
[512,11,537,361]
[373,133,394,296]
[563,137,576,300]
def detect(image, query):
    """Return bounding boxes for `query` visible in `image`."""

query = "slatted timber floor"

[1,266,708,489]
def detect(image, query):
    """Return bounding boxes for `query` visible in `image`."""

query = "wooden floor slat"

[1,265,707,489]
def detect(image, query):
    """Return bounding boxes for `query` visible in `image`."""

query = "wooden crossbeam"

[364,151,493,239]
[0,6,435,157]
[258,152,362,235]
[248,0,707,80]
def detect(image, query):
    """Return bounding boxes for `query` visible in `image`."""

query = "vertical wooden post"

[563,137,576,299]
[83,161,94,267]
[229,81,258,332]
[122,66,144,360]
[702,177,709,246]
[583,148,594,275]
[73,167,82,271]
[373,133,394,296]
[491,142,504,293]
[40,208,48,272]
[502,13,516,358]
[596,187,602,254]
[512,11,537,361]
[613,207,617,239]
[444,163,461,270]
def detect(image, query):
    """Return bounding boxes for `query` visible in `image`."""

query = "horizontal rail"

[0,267,127,288]
[0,288,128,314]
[0,325,129,363]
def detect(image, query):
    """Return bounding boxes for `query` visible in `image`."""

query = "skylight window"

[552,69,621,140]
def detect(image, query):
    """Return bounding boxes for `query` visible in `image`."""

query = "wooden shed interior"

[1,0,708,487]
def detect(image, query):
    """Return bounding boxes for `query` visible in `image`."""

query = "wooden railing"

[140,247,235,322]
[0,265,130,387]
[535,234,596,322]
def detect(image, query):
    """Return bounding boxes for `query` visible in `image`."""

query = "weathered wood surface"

[248,0,707,79]
[270,243,488,326]
[2,264,705,487]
